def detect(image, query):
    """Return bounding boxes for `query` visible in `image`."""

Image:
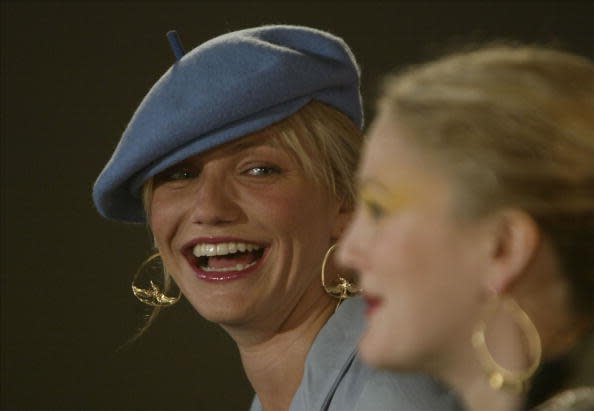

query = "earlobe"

[485,210,541,294]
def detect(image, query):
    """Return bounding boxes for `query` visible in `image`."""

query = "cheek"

[366,220,426,282]
[368,218,471,328]
[377,217,457,279]
[149,191,185,248]
[256,185,334,235]
[363,219,484,365]
[254,186,338,279]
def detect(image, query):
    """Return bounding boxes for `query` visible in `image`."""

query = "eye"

[157,166,198,182]
[363,199,386,221]
[243,165,281,177]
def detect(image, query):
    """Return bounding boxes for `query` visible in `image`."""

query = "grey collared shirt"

[250,297,462,411]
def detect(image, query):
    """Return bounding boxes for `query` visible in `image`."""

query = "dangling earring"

[472,295,542,393]
[131,253,181,307]
[321,244,361,311]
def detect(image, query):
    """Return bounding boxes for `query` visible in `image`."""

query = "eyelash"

[159,167,198,181]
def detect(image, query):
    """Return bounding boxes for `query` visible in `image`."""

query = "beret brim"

[93,25,362,223]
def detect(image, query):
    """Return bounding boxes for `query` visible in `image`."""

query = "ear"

[484,209,541,294]
[331,199,354,240]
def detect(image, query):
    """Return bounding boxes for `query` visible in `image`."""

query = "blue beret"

[93,25,362,223]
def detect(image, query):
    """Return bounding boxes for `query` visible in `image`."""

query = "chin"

[196,308,249,327]
[359,328,393,370]
[360,344,422,372]
[359,326,420,372]
[186,296,246,325]
[359,348,388,370]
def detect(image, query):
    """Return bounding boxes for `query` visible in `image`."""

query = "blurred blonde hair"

[379,44,594,316]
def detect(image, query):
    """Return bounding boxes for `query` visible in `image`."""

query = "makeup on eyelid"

[359,184,412,218]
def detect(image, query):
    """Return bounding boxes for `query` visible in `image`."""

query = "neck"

[433,300,532,411]
[459,376,523,411]
[441,335,525,411]
[223,293,335,411]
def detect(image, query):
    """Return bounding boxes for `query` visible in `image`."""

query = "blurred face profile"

[338,113,491,372]
[149,130,345,328]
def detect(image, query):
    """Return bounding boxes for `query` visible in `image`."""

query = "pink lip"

[363,293,383,316]
[182,237,269,282]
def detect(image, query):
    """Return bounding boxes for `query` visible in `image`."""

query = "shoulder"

[249,394,263,411]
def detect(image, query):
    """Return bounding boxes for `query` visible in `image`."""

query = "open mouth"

[185,240,266,281]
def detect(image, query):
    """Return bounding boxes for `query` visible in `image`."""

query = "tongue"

[207,251,258,269]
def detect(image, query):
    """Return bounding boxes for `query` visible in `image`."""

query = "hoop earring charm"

[472,295,542,393]
[131,253,181,307]
[321,244,361,311]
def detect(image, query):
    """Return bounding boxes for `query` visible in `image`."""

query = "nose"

[188,175,243,226]
[337,210,369,273]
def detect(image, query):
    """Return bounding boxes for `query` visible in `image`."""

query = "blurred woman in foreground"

[339,44,594,410]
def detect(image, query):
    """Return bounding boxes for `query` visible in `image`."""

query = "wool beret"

[93,25,363,223]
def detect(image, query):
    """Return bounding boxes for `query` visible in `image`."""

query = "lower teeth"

[200,260,258,272]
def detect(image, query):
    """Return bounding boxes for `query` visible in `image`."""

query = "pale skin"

[338,112,583,411]
[149,130,350,411]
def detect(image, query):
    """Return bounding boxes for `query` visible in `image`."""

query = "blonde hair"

[265,100,362,209]
[380,44,594,316]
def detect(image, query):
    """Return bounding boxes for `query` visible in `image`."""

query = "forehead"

[360,113,458,204]
[362,115,429,181]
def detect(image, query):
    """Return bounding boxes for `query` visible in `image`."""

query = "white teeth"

[192,241,263,258]
[204,244,217,256]
[216,243,229,255]
[199,261,258,272]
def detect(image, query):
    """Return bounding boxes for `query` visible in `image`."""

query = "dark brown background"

[2,1,592,410]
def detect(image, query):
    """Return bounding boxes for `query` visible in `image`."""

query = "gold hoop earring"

[472,295,542,393]
[321,244,361,311]
[131,253,181,307]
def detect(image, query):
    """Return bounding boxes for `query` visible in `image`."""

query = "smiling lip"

[363,293,383,316]
[182,237,268,282]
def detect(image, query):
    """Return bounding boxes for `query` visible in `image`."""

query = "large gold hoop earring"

[472,295,542,393]
[321,244,361,311]
[131,253,181,307]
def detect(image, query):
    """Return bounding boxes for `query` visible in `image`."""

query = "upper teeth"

[192,242,262,257]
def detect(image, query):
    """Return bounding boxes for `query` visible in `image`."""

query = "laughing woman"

[339,44,594,411]
[93,26,459,411]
